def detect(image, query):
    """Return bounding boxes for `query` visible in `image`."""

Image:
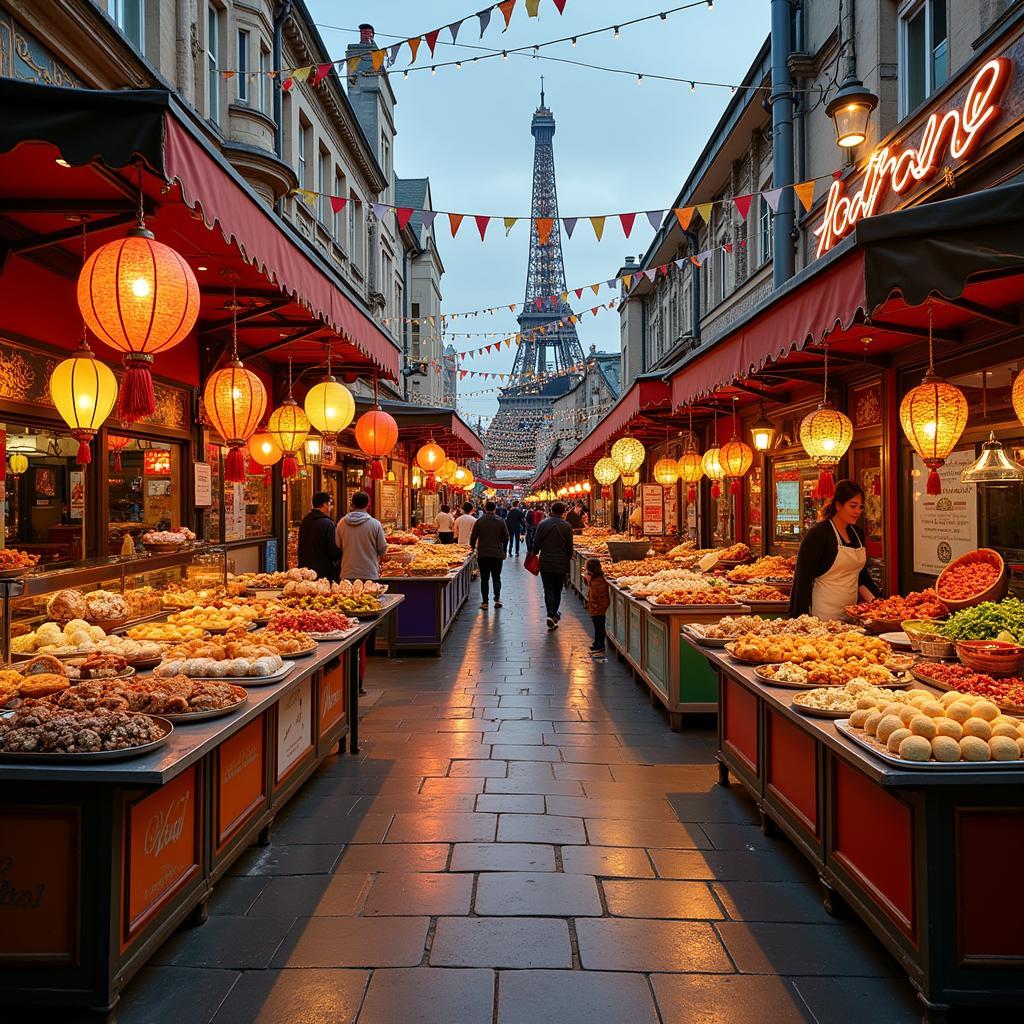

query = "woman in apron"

[789,479,881,619]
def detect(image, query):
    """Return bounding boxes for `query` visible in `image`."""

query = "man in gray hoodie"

[335,490,388,581]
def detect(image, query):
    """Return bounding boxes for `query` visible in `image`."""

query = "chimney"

[359,24,375,44]
[625,256,636,265]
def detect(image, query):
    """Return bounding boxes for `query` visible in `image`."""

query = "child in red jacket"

[583,557,610,659]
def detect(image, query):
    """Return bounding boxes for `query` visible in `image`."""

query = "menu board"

[640,484,664,535]
[194,462,212,507]
[276,677,312,782]
[224,482,246,541]
[912,448,978,576]
[664,486,678,535]
[379,482,400,526]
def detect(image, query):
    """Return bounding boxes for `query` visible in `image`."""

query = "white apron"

[810,520,867,621]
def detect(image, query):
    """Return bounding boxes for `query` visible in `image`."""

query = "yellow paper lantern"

[416,441,446,473]
[8,453,28,477]
[900,373,968,496]
[719,435,754,494]
[611,436,645,475]
[203,360,267,482]
[702,445,724,500]
[50,347,118,465]
[268,397,311,480]
[593,457,620,486]
[437,457,458,483]
[1012,371,1024,428]
[799,402,853,499]
[653,457,680,488]
[304,376,355,441]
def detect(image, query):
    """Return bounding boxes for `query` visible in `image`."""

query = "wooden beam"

[241,327,324,359]
[199,298,292,334]
[2,212,136,258]
[867,319,959,343]
[933,294,1019,329]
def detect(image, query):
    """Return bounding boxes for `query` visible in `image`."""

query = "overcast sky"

[310,0,771,424]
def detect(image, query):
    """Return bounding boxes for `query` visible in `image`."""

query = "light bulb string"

[79,217,91,352]
[135,162,146,229]
[230,285,240,362]
[822,343,830,403]
[927,302,935,373]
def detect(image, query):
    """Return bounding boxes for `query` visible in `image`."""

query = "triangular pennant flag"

[574,288,583,300]
[407,37,422,63]
[460,370,468,380]
[448,20,464,43]
[498,0,516,30]
[330,196,348,214]
[313,63,333,85]
[622,274,632,289]
[696,202,714,225]
[535,217,554,246]
[591,307,599,316]
[563,216,577,239]
[420,210,437,229]
[732,193,753,220]
[673,207,694,231]
[503,217,517,235]
[762,187,783,213]
[222,70,236,80]
[606,279,617,289]
[396,207,414,230]
[619,212,636,238]
[371,202,389,222]
[591,283,600,296]
[569,315,578,323]
[690,255,701,267]
[477,7,492,36]
[723,242,734,253]
[427,315,435,327]
[508,304,516,312]
[525,0,540,14]
[474,215,490,240]
[292,66,313,83]
[389,43,403,65]
[425,29,441,56]
[448,212,464,236]
[534,298,543,311]
[505,338,512,347]
[295,189,317,207]
[553,0,568,12]
[561,291,568,303]
[371,50,386,72]
[347,55,361,76]
[645,269,657,282]
[645,210,664,231]
[590,216,605,241]
[794,180,815,212]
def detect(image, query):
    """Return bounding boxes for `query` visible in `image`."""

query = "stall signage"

[664,486,678,535]
[126,767,199,934]
[814,58,1010,257]
[0,811,77,962]
[69,470,84,520]
[217,718,266,846]
[379,482,400,526]
[194,462,212,506]
[640,484,665,535]
[912,449,978,575]
[276,677,313,782]
[319,661,347,737]
[143,450,171,475]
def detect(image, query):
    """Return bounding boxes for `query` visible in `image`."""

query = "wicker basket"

[955,640,1024,677]
[918,637,956,660]
[935,548,1008,612]
[606,541,653,562]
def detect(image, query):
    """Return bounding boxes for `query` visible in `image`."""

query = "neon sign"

[814,58,1010,257]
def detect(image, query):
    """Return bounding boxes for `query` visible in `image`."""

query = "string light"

[431,66,436,75]
[690,80,696,92]
[571,36,576,46]
[613,26,620,39]
[456,61,462,69]
[636,74,643,84]
[501,50,508,60]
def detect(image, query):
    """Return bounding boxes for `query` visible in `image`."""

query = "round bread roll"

[886,727,912,753]
[946,702,973,724]
[1017,737,1024,757]
[909,714,937,740]
[931,735,961,763]
[973,700,1001,723]
[959,735,991,762]
[935,718,963,741]
[898,735,932,762]
[880,703,904,719]
[864,710,884,736]
[849,709,870,729]
[906,689,932,701]
[988,736,1020,761]
[939,690,962,707]
[919,699,944,718]
[898,705,919,726]
[991,722,1019,740]
[876,715,904,745]
[992,715,1021,731]
[856,694,878,711]
[962,717,993,741]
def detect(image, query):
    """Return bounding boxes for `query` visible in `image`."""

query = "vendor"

[789,479,880,619]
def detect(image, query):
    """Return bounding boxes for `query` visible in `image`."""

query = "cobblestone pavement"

[101,559,924,1024]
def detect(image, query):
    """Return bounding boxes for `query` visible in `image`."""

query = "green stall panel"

[678,635,719,704]
[645,614,669,698]
[628,602,643,662]
[612,592,627,646]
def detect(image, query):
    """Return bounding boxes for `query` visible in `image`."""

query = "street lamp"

[826,73,878,148]
[750,401,776,452]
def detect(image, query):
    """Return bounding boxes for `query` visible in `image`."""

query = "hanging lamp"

[719,398,754,495]
[415,439,446,492]
[799,345,853,500]
[620,471,639,501]
[594,455,620,500]
[248,430,282,484]
[678,412,705,504]
[750,399,776,452]
[961,431,1024,484]
[437,457,458,484]
[899,305,968,496]
[202,287,267,483]
[611,435,645,475]
[702,413,725,499]
[7,453,28,477]
[267,352,311,479]
[76,166,199,422]
[304,340,355,442]
[107,433,131,472]
[354,376,399,479]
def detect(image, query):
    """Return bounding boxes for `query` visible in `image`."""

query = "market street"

[101,560,921,1024]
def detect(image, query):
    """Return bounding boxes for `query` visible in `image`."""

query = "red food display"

[937,552,1001,601]
[847,589,947,622]
[914,661,1024,709]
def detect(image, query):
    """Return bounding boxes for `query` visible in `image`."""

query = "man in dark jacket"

[505,500,527,556]
[469,501,510,608]
[297,491,340,581]
[530,500,574,629]
[565,503,584,531]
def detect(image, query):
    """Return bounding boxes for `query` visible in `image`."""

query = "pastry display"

[89,636,164,663]
[730,632,892,666]
[251,628,317,655]
[0,548,39,571]
[166,607,259,631]
[123,587,164,617]
[692,615,859,640]
[45,589,88,621]
[792,680,921,715]
[911,661,1024,710]
[43,676,247,716]
[717,542,753,562]
[282,593,382,615]
[10,620,108,656]
[726,555,795,582]
[605,559,675,580]
[759,660,903,687]
[0,704,166,753]
[64,654,131,680]
[235,568,317,589]
[282,577,388,597]
[265,610,359,635]
[385,531,419,545]
[141,527,195,545]
[380,560,413,577]
[125,623,210,642]
[161,585,230,609]
[653,588,746,606]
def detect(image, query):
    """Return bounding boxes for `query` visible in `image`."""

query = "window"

[236,29,249,103]
[718,243,729,301]
[297,121,309,189]
[259,46,270,112]
[318,148,329,224]
[411,302,421,357]
[350,192,361,266]
[900,0,948,116]
[383,253,393,313]
[333,171,345,239]
[207,4,221,123]
[380,133,391,200]
[113,0,144,50]
[759,191,773,265]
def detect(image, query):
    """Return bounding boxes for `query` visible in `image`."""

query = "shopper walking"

[583,557,610,659]
[566,503,584,532]
[524,506,538,551]
[297,491,340,582]
[470,501,509,608]
[530,500,573,630]
[505,500,526,556]
[435,504,455,544]
[455,502,477,545]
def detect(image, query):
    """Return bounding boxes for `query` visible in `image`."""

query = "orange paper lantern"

[355,408,399,479]
[719,435,753,495]
[204,361,267,482]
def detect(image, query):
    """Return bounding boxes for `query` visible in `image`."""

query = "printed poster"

[194,462,212,507]
[912,448,978,576]
[640,484,664,535]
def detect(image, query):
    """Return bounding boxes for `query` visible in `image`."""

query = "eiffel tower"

[484,84,585,476]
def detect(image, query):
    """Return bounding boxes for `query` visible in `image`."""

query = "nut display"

[43,676,247,715]
[0,704,165,753]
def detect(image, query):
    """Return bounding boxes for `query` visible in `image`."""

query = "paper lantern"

[304,377,355,441]
[750,403,776,451]
[799,402,853,499]
[50,348,118,465]
[77,224,200,422]
[1011,371,1024,429]
[582,481,591,492]
[452,466,474,489]
[593,456,620,486]
[268,398,310,480]
[416,441,446,475]
[355,408,399,479]
[702,446,724,500]
[611,436,645,475]
[107,433,131,472]
[719,435,754,495]
[620,471,639,501]
[677,448,704,504]
[437,457,458,483]
[653,457,680,488]
[248,431,282,484]
[7,453,28,477]
[204,360,267,483]
[900,373,968,496]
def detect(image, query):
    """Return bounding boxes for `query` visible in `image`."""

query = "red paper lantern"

[108,433,131,472]
[355,408,398,479]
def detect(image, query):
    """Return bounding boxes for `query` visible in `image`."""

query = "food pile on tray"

[11,619,110,656]
[166,607,260,631]
[726,555,795,583]
[846,588,947,624]
[282,578,387,597]
[154,632,285,678]
[758,660,904,688]
[282,592,382,614]
[730,632,894,666]
[41,676,247,716]
[264,611,358,636]
[125,623,210,642]
[0,704,166,754]
[46,588,131,623]
[250,628,317,655]
[911,661,1024,712]
[235,568,317,590]
[691,615,860,640]
[792,679,923,715]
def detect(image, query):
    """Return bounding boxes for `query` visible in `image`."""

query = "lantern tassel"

[426,473,437,492]
[687,485,696,504]
[224,446,247,483]
[926,468,942,496]
[816,468,835,500]
[117,355,156,423]
[113,452,122,472]
[370,458,385,480]
[730,479,742,495]
[282,454,299,479]
[711,481,721,500]
[75,437,92,465]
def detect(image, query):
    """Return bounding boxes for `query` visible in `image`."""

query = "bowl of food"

[606,541,653,563]
[936,548,1008,612]
[955,639,1024,677]
[917,637,956,660]
[901,619,947,650]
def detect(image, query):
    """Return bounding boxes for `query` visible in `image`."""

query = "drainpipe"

[401,246,410,400]
[682,228,702,347]
[794,1,807,186]
[770,0,796,286]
